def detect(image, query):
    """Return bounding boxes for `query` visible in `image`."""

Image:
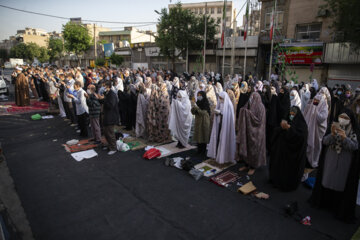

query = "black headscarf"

[269,106,308,191]
[278,86,290,120]
[196,91,211,116]
[310,87,317,100]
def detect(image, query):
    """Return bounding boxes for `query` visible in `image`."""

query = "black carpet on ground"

[0,113,359,240]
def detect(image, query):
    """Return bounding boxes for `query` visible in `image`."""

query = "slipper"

[254,192,270,200]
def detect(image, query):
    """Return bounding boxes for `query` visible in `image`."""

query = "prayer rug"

[63,138,104,153]
[0,101,49,115]
[204,159,236,171]
[155,142,196,158]
[210,171,240,188]
[194,162,221,177]
[123,137,147,151]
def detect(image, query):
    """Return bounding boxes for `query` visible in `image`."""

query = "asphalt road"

[1,113,359,240]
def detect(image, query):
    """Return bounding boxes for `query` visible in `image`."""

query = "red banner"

[278,45,323,65]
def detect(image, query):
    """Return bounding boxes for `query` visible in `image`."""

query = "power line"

[0,4,157,24]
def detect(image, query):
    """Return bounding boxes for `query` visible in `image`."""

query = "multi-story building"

[99,27,155,48]
[169,1,233,38]
[258,0,333,83]
[83,23,111,45]
[15,28,50,47]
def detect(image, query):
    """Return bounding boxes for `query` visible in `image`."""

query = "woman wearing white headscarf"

[168,90,193,148]
[290,89,302,109]
[207,91,236,164]
[303,91,329,169]
[300,84,311,112]
[194,83,206,101]
[312,79,319,91]
[215,82,223,95]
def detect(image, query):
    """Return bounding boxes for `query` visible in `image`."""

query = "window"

[217,7,222,14]
[295,23,322,40]
[217,17,221,23]
[109,36,112,41]
[265,11,284,30]
[211,7,214,14]
[206,8,209,14]
[227,7,231,12]
[225,17,229,22]
[199,8,203,14]
[195,8,198,14]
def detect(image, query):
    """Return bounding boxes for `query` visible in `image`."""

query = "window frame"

[264,10,284,30]
[295,23,322,40]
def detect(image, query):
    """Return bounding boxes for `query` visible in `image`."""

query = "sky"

[0,0,247,41]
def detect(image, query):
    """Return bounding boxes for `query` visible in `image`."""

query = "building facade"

[169,1,233,38]
[258,0,333,83]
[99,27,155,49]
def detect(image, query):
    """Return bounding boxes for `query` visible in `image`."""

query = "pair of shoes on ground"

[102,146,117,155]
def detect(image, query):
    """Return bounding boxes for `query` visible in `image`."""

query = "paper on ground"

[71,149,98,162]
[156,147,172,158]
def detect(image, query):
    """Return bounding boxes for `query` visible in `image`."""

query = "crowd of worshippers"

[11,65,360,222]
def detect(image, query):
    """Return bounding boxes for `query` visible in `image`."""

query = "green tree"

[62,22,92,65]
[109,53,124,67]
[25,43,41,62]
[155,2,218,72]
[38,47,50,63]
[10,43,28,59]
[95,57,106,67]
[99,39,108,45]
[48,37,64,62]
[322,0,360,48]
[0,49,9,62]
[10,42,44,62]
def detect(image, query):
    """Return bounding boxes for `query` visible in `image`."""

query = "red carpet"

[0,101,49,115]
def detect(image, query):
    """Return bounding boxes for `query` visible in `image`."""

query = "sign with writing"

[145,47,161,57]
[103,43,114,58]
[278,43,323,65]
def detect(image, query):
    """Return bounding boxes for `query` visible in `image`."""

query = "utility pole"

[186,41,189,73]
[243,0,249,79]
[94,24,97,59]
[268,0,277,81]
[203,2,207,74]
[230,8,237,75]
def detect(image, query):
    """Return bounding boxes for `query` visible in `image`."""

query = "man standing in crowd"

[15,67,30,106]
[99,81,119,155]
[86,84,102,144]
[68,81,89,137]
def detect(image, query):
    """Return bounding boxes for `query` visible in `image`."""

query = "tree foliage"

[48,37,64,62]
[62,22,92,55]
[155,2,218,71]
[322,0,360,48]
[38,47,50,63]
[95,57,106,67]
[0,49,9,61]
[10,42,49,63]
[10,43,29,60]
[109,53,124,66]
